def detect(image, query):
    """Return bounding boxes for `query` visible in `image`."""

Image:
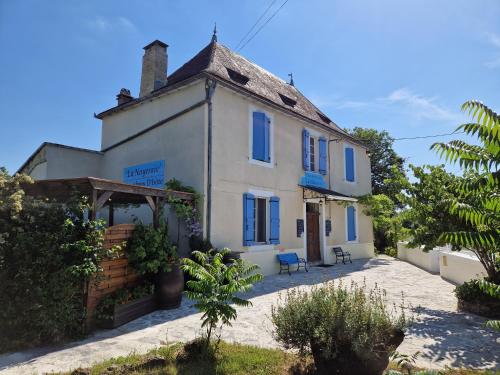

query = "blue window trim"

[318,137,327,175]
[303,129,310,171]
[269,196,280,244]
[250,108,273,167]
[344,145,355,182]
[346,205,357,242]
[243,193,255,246]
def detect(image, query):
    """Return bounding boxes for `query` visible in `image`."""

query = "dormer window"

[279,93,297,107]
[317,111,331,124]
[226,68,249,85]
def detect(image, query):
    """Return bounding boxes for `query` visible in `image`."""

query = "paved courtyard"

[1,255,498,374]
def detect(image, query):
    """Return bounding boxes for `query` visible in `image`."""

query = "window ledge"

[249,158,274,168]
[248,244,275,252]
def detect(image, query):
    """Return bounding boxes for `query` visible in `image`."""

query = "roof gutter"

[205,78,217,242]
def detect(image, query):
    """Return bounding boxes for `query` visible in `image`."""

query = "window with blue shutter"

[269,196,280,244]
[345,146,355,182]
[347,206,357,241]
[252,112,270,162]
[243,193,255,245]
[302,129,310,170]
[319,137,327,175]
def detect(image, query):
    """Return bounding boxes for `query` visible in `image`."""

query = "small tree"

[430,101,499,283]
[181,249,263,346]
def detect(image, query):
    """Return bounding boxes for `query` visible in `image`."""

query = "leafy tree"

[431,100,499,330]
[403,165,469,251]
[181,249,263,347]
[430,101,499,284]
[360,194,405,254]
[346,127,405,202]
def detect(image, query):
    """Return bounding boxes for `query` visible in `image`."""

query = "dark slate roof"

[166,41,348,135]
[96,41,355,141]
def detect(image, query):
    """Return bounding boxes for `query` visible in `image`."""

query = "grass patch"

[60,340,498,375]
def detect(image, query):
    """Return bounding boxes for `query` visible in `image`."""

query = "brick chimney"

[116,88,133,105]
[139,40,168,97]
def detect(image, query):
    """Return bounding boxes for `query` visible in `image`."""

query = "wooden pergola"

[22,177,194,227]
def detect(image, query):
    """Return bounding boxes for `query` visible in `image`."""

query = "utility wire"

[234,0,279,51]
[393,130,465,141]
[237,0,291,52]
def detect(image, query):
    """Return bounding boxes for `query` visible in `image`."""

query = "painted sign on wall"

[123,160,165,188]
[299,171,327,189]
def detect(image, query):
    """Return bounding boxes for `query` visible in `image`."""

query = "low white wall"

[439,251,487,284]
[397,242,441,274]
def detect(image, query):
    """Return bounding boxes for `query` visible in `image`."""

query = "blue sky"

[1,0,499,174]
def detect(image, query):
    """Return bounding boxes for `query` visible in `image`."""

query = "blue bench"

[277,253,308,275]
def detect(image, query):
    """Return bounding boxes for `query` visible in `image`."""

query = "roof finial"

[288,73,294,86]
[211,23,217,43]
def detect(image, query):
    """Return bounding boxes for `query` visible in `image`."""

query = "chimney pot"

[139,40,168,97]
[116,88,133,105]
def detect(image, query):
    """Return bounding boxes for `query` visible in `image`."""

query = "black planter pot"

[99,294,156,329]
[311,329,405,375]
[156,264,184,309]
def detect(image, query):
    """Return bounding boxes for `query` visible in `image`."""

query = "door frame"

[303,199,327,263]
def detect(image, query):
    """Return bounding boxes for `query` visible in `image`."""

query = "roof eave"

[94,74,205,119]
[202,72,367,148]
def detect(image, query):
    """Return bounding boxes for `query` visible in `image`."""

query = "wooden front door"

[307,211,321,262]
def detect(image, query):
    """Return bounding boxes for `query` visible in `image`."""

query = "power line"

[393,130,465,141]
[234,0,279,51]
[237,0,291,52]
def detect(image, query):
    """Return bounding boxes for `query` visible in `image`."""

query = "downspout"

[205,78,217,242]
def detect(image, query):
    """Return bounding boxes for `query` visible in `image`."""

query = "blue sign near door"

[123,160,165,188]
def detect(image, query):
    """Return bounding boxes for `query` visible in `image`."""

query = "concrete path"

[1,256,498,374]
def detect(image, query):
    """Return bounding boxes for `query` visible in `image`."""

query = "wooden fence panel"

[86,224,141,327]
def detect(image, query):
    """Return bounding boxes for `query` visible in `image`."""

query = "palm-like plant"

[431,100,499,330]
[181,249,263,345]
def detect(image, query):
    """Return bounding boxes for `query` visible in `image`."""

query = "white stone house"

[18,36,374,275]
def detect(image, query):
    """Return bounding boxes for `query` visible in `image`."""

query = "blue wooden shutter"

[347,206,356,241]
[345,147,355,182]
[243,193,255,246]
[302,129,310,170]
[269,196,280,244]
[264,115,271,162]
[252,112,266,161]
[319,137,327,175]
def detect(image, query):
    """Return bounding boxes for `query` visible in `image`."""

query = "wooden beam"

[96,191,114,210]
[145,195,156,212]
[108,202,114,226]
[90,188,98,220]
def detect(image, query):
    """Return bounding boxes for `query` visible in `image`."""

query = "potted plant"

[95,282,156,328]
[271,281,411,375]
[127,219,184,309]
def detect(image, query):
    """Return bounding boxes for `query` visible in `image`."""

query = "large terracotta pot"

[156,264,184,309]
[311,329,405,375]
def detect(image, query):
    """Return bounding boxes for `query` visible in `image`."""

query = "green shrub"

[127,219,177,276]
[271,280,410,363]
[0,171,110,352]
[455,279,493,303]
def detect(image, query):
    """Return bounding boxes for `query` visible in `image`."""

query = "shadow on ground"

[408,305,500,369]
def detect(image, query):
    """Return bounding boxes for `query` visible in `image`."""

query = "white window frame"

[343,142,357,184]
[248,188,275,251]
[249,105,274,168]
[345,204,359,243]
[305,127,326,173]
[309,136,316,171]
